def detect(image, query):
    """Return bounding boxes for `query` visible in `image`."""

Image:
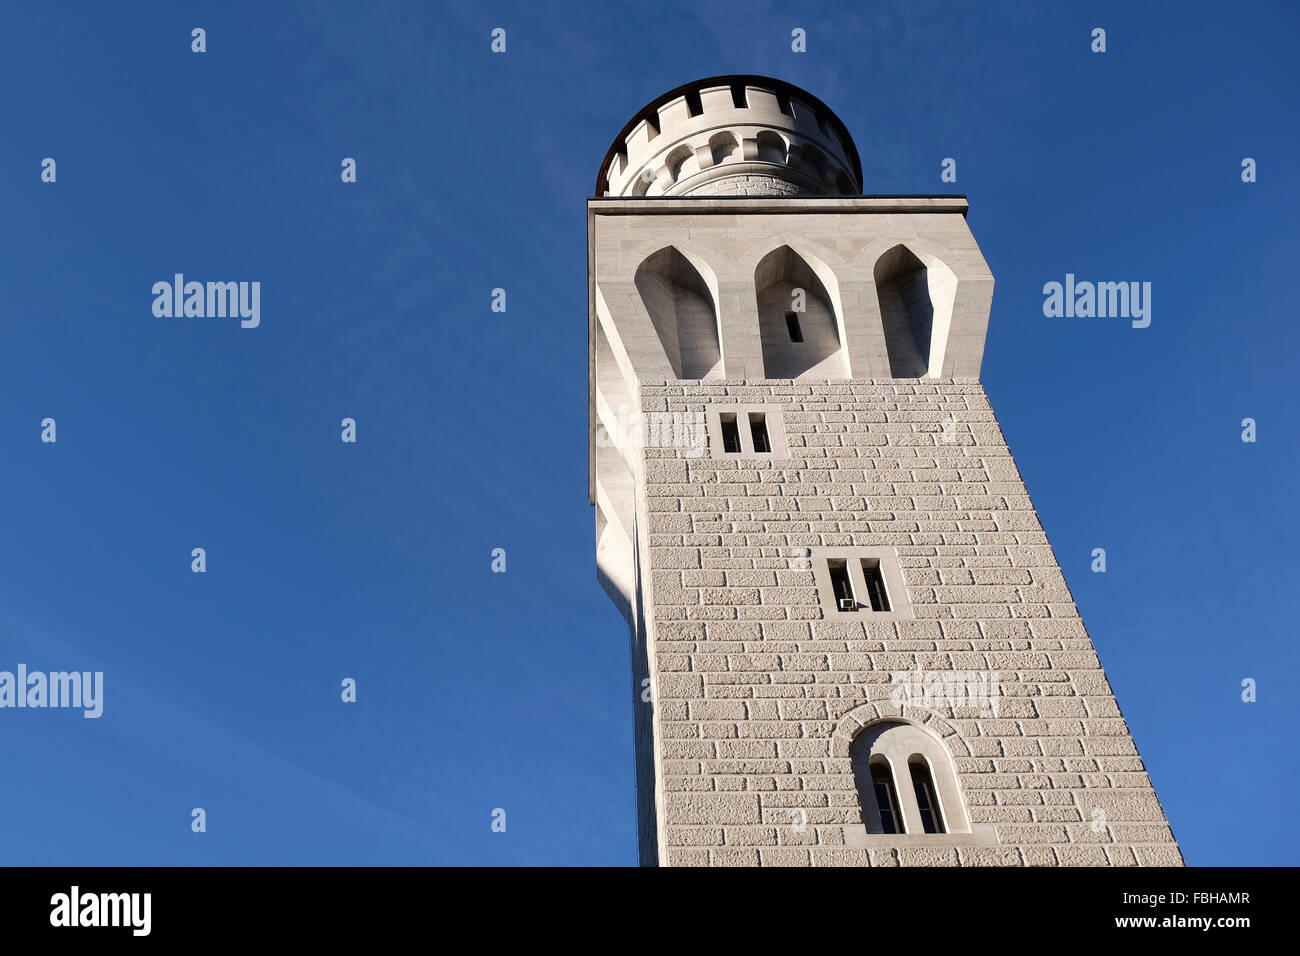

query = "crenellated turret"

[597,76,861,198]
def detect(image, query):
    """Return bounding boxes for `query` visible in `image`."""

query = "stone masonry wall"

[639,378,1182,867]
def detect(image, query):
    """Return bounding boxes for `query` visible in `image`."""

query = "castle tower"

[588,76,1181,867]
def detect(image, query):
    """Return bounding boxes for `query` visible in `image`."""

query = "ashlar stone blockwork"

[634,380,1182,867]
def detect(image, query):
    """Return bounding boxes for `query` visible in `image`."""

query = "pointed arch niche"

[873,244,957,378]
[754,245,847,379]
[633,247,723,380]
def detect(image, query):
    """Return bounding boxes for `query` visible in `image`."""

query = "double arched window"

[851,721,969,836]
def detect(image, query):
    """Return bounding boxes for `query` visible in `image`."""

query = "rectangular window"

[785,312,803,342]
[749,413,770,453]
[719,414,741,453]
[706,405,786,459]
[810,548,913,620]
[828,560,855,610]
[861,560,891,612]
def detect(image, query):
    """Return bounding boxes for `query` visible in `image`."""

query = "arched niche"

[633,247,723,380]
[708,131,740,166]
[873,244,957,378]
[754,244,847,379]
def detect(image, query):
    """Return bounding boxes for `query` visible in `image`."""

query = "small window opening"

[719,414,741,453]
[872,761,901,834]
[861,560,890,612]
[785,312,803,342]
[828,559,855,611]
[749,413,771,453]
[910,759,945,834]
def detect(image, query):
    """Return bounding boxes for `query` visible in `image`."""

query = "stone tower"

[588,76,1181,867]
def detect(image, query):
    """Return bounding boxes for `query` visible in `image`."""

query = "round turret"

[597,75,861,198]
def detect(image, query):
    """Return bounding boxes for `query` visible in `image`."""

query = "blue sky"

[0,0,1295,866]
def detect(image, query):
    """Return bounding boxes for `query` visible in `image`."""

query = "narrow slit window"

[749,413,771,453]
[828,560,855,610]
[909,759,945,834]
[785,312,803,342]
[708,407,785,459]
[861,560,891,612]
[719,414,741,453]
[871,761,901,834]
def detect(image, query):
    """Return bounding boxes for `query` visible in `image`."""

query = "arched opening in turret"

[708,131,740,167]
[798,143,829,189]
[873,245,958,378]
[664,144,698,185]
[754,245,847,379]
[755,130,787,165]
[634,247,723,380]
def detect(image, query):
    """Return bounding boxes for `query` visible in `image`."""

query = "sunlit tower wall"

[587,76,1181,867]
